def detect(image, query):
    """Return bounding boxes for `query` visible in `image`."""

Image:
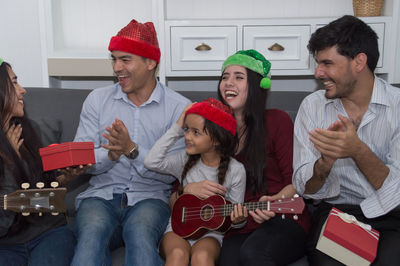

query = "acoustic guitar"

[1,182,66,216]
[172,194,305,239]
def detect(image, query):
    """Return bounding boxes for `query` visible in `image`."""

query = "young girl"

[144,98,246,266]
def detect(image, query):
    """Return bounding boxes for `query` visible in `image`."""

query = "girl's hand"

[248,195,276,224]
[56,164,92,185]
[230,203,248,224]
[183,180,227,199]
[6,123,23,157]
[177,103,196,128]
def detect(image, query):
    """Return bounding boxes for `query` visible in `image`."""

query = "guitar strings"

[175,201,294,213]
[179,209,298,221]
[178,207,298,220]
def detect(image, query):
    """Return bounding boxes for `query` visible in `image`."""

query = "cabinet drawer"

[243,25,311,71]
[170,26,237,71]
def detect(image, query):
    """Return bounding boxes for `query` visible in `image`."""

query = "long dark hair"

[0,62,43,186]
[178,118,237,195]
[218,68,268,195]
[0,62,47,235]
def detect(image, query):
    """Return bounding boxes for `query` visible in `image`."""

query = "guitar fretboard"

[221,198,301,216]
[221,201,270,216]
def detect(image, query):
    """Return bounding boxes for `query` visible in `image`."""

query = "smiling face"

[8,67,26,119]
[111,50,156,95]
[314,46,357,99]
[183,114,216,156]
[219,65,249,114]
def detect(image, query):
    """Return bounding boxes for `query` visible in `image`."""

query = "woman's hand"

[183,180,227,199]
[56,164,92,186]
[176,103,196,128]
[249,195,276,224]
[230,203,248,224]
[5,123,23,157]
[249,184,298,224]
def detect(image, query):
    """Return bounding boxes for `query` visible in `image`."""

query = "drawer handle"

[195,43,212,51]
[268,43,285,51]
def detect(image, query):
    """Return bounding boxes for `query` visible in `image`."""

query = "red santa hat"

[185,98,237,136]
[108,19,160,63]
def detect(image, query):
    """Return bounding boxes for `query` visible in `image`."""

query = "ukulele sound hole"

[200,205,214,221]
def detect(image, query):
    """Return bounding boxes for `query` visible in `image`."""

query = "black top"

[0,161,66,245]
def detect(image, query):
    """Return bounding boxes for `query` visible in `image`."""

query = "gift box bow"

[331,208,379,241]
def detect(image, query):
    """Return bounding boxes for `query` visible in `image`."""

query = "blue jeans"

[71,194,170,266]
[0,224,76,266]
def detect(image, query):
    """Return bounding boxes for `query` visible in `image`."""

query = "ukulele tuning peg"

[281,214,285,219]
[51,212,59,216]
[39,212,42,216]
[281,194,286,199]
[21,183,30,190]
[50,181,59,188]
[293,215,298,220]
[22,212,30,216]
[36,182,44,189]
[293,194,299,198]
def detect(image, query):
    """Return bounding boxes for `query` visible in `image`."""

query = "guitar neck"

[221,197,304,216]
[222,201,270,216]
[2,187,67,213]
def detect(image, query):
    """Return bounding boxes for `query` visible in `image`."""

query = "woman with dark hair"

[0,59,78,266]
[184,50,311,265]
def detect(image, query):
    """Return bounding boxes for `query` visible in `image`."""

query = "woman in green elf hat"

[184,49,312,265]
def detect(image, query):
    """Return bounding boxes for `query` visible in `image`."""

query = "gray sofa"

[24,87,311,266]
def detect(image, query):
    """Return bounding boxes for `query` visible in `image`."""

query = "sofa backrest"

[25,87,312,146]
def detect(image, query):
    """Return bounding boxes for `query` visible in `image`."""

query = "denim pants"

[0,224,76,266]
[71,194,170,266]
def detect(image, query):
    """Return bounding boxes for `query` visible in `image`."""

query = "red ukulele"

[171,194,305,239]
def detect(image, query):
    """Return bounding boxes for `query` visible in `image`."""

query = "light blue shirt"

[293,77,400,218]
[74,81,191,209]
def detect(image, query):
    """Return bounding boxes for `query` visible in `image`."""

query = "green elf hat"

[221,49,272,89]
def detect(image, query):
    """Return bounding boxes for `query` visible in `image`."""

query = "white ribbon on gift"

[331,209,379,240]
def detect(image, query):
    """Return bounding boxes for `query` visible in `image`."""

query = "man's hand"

[102,118,135,161]
[309,115,362,162]
[183,180,227,199]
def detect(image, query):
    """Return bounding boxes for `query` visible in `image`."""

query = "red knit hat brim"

[108,36,161,63]
[185,100,237,136]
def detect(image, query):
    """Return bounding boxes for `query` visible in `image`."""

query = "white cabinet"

[243,25,311,72]
[165,17,392,78]
[169,26,237,73]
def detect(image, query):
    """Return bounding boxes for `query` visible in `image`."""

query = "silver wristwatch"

[127,143,139,160]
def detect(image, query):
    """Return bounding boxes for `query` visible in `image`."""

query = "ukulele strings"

[178,200,291,213]
[180,205,296,220]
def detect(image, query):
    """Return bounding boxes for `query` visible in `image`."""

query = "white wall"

[1,0,399,90]
[0,0,47,87]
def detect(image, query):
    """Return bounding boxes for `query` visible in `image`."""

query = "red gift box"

[39,142,96,171]
[316,207,379,266]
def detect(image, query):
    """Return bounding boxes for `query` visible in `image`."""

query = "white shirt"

[293,77,400,218]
